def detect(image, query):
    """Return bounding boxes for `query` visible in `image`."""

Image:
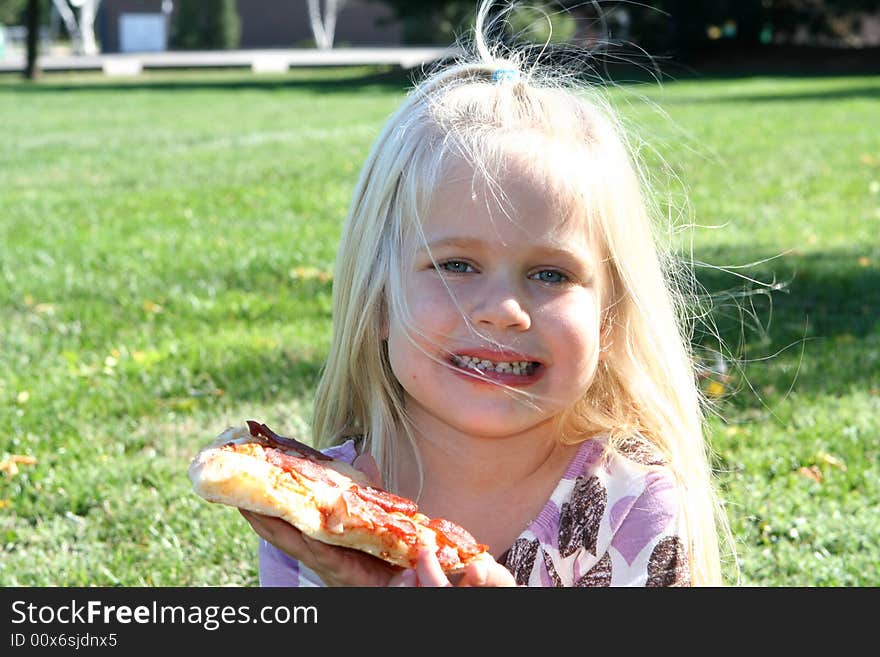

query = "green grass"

[1,68,877,586]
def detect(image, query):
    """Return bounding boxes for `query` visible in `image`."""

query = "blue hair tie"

[492,68,520,83]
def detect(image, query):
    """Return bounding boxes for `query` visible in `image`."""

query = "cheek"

[386,321,415,388]
[562,323,600,370]
[406,280,460,335]
[545,297,602,367]
[385,291,458,379]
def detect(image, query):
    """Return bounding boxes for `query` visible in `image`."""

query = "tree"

[585,0,880,55]
[24,0,39,79]
[368,0,475,44]
[306,0,347,49]
[170,0,241,50]
[369,0,880,51]
[0,0,29,24]
[507,4,577,45]
[368,1,587,45]
[51,0,100,55]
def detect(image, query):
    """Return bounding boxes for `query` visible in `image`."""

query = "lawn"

[1,67,877,586]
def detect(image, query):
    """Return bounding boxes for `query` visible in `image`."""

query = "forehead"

[422,152,592,249]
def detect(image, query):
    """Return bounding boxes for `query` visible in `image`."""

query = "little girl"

[241,0,733,587]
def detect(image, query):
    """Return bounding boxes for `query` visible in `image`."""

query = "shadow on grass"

[0,65,418,95]
[4,52,878,99]
[690,245,879,400]
[657,83,880,104]
[199,342,326,406]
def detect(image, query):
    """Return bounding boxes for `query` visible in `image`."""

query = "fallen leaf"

[816,451,847,471]
[0,454,37,478]
[33,303,55,315]
[798,465,823,483]
[289,266,332,283]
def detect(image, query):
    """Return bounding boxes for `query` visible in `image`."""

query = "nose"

[470,277,531,331]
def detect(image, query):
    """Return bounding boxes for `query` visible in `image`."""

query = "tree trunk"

[24,0,41,80]
[306,0,345,50]
[78,0,101,56]
[52,0,102,55]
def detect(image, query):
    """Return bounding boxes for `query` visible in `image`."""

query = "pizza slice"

[189,420,490,573]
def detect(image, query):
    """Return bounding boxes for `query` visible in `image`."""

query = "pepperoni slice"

[264,448,339,488]
[428,518,489,560]
[354,485,418,515]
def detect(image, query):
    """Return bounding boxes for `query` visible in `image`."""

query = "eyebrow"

[421,237,485,252]
[421,237,591,262]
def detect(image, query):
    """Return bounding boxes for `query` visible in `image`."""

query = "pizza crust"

[189,430,325,537]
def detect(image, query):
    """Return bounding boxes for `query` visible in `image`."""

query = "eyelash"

[436,260,475,274]
[435,260,571,284]
[530,270,569,284]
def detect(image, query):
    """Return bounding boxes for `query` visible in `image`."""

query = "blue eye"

[438,260,474,273]
[531,269,568,284]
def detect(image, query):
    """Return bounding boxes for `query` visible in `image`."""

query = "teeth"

[452,355,537,375]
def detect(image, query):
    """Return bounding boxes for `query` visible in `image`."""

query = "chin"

[446,409,556,439]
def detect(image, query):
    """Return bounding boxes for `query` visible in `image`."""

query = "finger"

[300,533,333,565]
[239,508,275,527]
[460,555,517,587]
[241,510,312,558]
[300,534,374,572]
[459,561,489,587]
[413,548,451,587]
[387,569,418,587]
[239,509,268,537]
[352,453,382,487]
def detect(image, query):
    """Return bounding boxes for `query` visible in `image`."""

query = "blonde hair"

[312,0,734,586]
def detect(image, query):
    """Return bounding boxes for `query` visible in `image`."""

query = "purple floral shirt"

[258,435,690,587]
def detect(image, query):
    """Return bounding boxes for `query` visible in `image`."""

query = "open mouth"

[450,354,541,377]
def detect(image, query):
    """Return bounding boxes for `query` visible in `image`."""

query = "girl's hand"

[239,452,402,587]
[387,548,518,587]
[239,509,402,586]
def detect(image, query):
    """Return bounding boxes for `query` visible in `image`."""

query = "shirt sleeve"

[258,539,325,587]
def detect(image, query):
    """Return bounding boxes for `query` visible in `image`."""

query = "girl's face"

[386,158,606,440]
